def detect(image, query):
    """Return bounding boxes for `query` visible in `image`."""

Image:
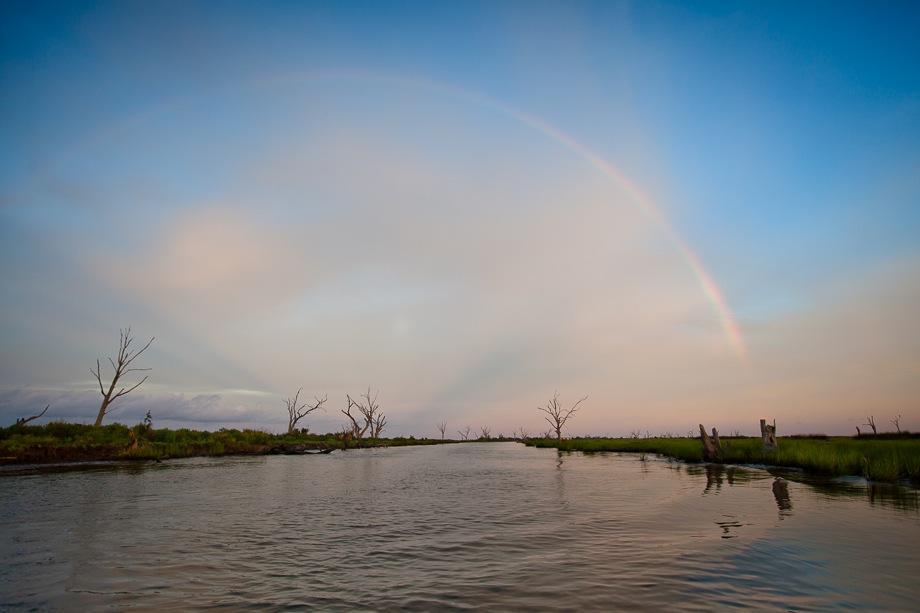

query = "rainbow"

[259,71,748,359]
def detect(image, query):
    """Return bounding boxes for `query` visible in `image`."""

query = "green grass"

[0,422,453,463]
[528,436,920,483]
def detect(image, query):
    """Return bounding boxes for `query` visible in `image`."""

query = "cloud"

[3,79,917,437]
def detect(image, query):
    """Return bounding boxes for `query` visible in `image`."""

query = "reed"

[528,436,920,483]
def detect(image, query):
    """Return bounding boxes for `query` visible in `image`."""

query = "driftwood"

[699,424,722,461]
[760,419,777,450]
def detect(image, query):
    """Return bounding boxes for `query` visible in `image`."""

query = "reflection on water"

[772,478,793,518]
[764,468,920,513]
[1,444,919,610]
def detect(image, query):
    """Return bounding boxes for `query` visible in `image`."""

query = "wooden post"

[699,424,722,462]
[760,419,777,451]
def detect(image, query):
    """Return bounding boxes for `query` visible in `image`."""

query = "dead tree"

[760,418,777,451]
[284,388,327,434]
[457,425,472,440]
[354,387,387,438]
[542,429,553,439]
[699,424,722,462]
[864,415,878,435]
[90,327,155,426]
[371,412,388,438]
[518,426,530,441]
[436,421,447,440]
[479,426,491,440]
[891,415,902,433]
[15,404,49,426]
[537,392,587,441]
[342,395,369,441]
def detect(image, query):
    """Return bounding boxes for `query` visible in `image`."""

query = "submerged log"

[760,419,777,451]
[699,424,722,462]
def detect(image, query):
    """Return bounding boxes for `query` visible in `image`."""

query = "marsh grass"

[0,422,449,463]
[529,436,920,483]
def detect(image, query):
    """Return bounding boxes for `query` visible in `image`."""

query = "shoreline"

[0,421,470,466]
[526,436,920,485]
[3,423,918,485]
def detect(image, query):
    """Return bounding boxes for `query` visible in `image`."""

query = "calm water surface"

[2,443,919,610]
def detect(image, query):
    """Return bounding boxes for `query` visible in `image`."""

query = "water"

[2,443,919,610]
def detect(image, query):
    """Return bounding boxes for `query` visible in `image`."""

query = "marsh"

[2,443,918,610]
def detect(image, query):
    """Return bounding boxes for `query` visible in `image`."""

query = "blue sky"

[1,1,918,434]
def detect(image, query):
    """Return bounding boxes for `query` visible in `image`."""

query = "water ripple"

[1,443,919,610]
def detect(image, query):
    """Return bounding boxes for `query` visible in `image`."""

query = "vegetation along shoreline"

[528,434,920,484]
[2,421,918,486]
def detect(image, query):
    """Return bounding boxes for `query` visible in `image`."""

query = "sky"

[1,0,918,436]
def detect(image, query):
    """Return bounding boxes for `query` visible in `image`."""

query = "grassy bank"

[0,422,451,464]
[527,436,920,483]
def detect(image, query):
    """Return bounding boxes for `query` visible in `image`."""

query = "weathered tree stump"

[699,424,722,462]
[760,419,777,451]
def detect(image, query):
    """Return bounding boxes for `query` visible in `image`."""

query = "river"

[2,442,918,610]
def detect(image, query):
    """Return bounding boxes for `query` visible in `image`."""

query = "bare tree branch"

[372,412,388,438]
[111,375,149,401]
[92,328,155,426]
[15,404,50,426]
[285,388,327,434]
[342,394,369,440]
[537,392,587,441]
[352,386,387,438]
[890,414,902,434]
[436,421,447,440]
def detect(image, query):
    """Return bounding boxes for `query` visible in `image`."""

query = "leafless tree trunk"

[517,426,529,441]
[891,414,902,433]
[91,327,155,426]
[354,387,387,438]
[284,388,327,434]
[760,418,777,450]
[542,429,553,439]
[341,394,369,441]
[537,392,587,441]
[479,426,491,440]
[371,412,388,438]
[864,415,877,434]
[699,424,722,462]
[341,387,387,439]
[436,421,447,439]
[457,425,472,440]
[15,404,49,426]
